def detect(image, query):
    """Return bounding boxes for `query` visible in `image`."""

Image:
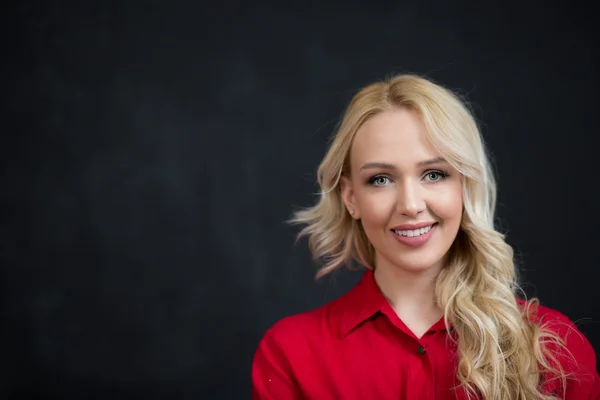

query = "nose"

[396,179,425,217]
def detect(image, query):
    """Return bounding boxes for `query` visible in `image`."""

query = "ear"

[340,175,360,219]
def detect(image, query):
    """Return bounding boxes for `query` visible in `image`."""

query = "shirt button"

[417,345,426,355]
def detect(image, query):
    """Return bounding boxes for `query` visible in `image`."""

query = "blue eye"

[424,170,448,182]
[367,175,391,186]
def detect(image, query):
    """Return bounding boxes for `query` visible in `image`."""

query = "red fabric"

[251,270,600,399]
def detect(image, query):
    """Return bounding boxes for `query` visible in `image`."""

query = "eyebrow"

[359,157,448,171]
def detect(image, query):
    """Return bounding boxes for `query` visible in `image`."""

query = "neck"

[372,257,443,314]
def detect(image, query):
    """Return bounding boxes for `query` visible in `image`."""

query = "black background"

[2,1,598,398]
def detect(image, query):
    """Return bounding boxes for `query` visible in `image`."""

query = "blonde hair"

[290,74,573,399]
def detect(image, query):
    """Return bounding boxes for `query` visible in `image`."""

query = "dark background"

[2,0,598,398]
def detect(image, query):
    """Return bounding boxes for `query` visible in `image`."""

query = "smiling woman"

[251,74,600,400]
[339,108,464,339]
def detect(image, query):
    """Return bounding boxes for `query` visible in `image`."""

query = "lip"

[390,223,437,248]
[390,221,437,231]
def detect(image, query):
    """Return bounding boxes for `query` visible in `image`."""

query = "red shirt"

[252,270,600,399]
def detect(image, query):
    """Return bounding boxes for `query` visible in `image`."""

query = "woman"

[251,74,599,399]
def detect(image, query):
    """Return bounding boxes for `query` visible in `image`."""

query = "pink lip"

[390,221,437,230]
[390,223,437,248]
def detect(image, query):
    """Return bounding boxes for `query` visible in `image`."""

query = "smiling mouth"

[391,223,438,237]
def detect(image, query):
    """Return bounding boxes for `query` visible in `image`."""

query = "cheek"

[430,186,463,222]
[356,192,395,224]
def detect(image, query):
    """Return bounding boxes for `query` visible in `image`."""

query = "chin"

[397,260,442,273]
[385,253,446,274]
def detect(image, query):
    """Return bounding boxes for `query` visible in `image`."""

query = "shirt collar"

[336,269,452,338]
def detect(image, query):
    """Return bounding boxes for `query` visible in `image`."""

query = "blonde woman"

[251,74,600,399]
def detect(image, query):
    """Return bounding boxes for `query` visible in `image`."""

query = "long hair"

[289,74,572,399]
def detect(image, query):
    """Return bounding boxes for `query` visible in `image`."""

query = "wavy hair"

[290,74,573,399]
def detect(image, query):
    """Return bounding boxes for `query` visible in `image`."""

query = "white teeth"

[393,225,433,237]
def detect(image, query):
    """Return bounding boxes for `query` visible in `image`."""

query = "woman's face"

[341,108,463,275]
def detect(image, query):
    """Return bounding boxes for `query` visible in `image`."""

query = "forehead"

[350,108,438,167]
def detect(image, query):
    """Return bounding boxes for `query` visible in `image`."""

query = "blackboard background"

[2,1,598,398]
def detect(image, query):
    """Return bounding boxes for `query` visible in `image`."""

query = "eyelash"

[366,170,449,186]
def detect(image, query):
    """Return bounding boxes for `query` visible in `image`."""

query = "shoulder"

[520,299,593,348]
[250,301,339,393]
[253,290,352,363]
[260,310,320,347]
[258,300,339,350]
[519,299,599,393]
[250,303,337,398]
